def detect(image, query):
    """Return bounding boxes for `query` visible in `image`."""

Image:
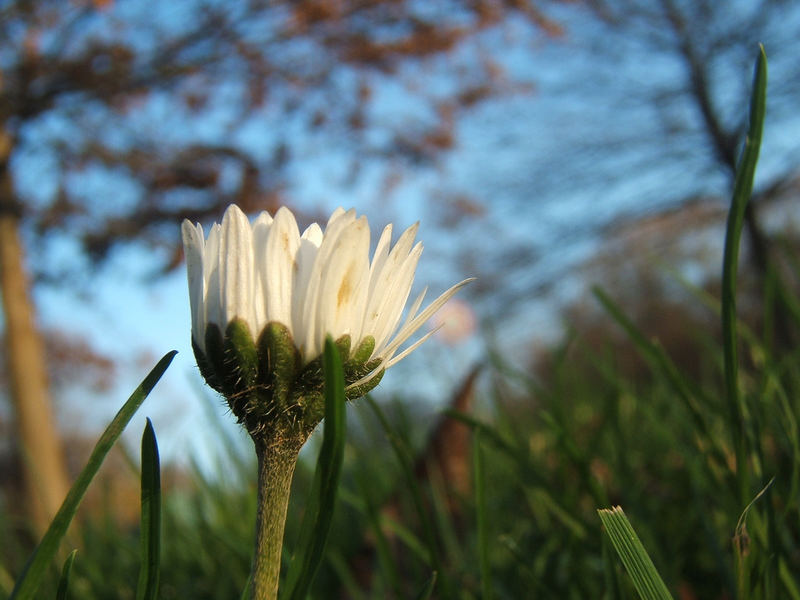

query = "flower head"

[182,204,470,437]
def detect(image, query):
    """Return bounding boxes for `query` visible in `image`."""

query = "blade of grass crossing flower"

[598,507,673,600]
[721,45,767,506]
[474,430,492,600]
[10,351,177,600]
[136,418,161,600]
[283,336,346,600]
[55,550,77,600]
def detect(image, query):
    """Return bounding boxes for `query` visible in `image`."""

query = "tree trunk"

[0,132,70,537]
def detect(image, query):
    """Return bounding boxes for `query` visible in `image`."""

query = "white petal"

[368,224,393,287]
[404,287,428,325]
[219,205,255,334]
[253,210,274,228]
[181,220,206,349]
[326,207,349,228]
[361,224,419,350]
[299,210,360,359]
[292,223,323,344]
[252,213,274,331]
[182,203,473,387]
[301,222,323,246]
[384,324,443,369]
[345,325,440,391]
[380,278,475,361]
[260,206,300,330]
[367,241,422,353]
[204,223,223,331]
[315,216,370,352]
[362,232,421,351]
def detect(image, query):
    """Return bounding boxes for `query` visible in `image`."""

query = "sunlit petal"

[220,205,256,334]
[261,206,300,331]
[182,204,471,385]
[181,220,206,348]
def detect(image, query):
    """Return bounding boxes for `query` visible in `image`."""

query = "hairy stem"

[250,433,306,600]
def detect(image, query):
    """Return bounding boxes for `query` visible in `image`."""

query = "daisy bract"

[182,204,470,439]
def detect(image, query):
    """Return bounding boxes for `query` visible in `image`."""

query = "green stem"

[251,434,305,600]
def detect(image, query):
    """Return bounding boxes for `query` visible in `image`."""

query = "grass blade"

[365,396,444,585]
[414,571,438,600]
[55,550,77,600]
[721,45,767,505]
[474,430,492,600]
[238,575,252,600]
[136,418,161,600]
[283,336,347,600]
[598,506,673,600]
[592,287,730,473]
[10,350,176,600]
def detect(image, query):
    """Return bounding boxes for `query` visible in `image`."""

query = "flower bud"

[183,205,472,438]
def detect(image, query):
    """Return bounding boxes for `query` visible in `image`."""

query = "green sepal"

[335,335,351,361]
[197,324,386,437]
[347,336,375,366]
[296,335,352,395]
[344,355,384,399]
[204,323,230,396]
[224,318,259,390]
[289,335,353,429]
[257,322,301,410]
[298,390,326,429]
[344,355,382,386]
[345,366,384,400]
[223,318,261,426]
[191,337,224,394]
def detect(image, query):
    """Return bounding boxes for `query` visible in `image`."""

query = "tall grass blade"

[734,477,775,598]
[55,550,77,600]
[136,418,161,600]
[10,350,177,600]
[598,507,673,600]
[721,45,767,505]
[283,336,346,600]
